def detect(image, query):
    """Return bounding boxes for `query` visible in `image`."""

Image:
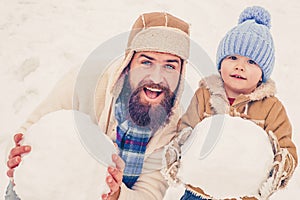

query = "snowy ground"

[0,0,299,199]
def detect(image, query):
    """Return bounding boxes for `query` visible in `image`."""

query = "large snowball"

[178,115,273,199]
[14,110,117,200]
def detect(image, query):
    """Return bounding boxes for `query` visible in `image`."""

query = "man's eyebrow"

[140,54,180,64]
[165,59,180,63]
[140,54,155,60]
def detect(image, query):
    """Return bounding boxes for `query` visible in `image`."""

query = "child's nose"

[235,63,245,71]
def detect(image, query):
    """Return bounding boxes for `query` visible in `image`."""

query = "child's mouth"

[230,74,246,80]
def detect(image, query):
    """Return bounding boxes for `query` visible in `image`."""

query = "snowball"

[178,114,274,199]
[14,110,117,200]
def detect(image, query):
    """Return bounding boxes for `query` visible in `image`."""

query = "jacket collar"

[200,74,276,114]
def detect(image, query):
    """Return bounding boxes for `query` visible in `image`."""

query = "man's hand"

[101,154,125,200]
[6,133,31,178]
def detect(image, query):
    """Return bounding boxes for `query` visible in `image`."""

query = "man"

[6,12,190,199]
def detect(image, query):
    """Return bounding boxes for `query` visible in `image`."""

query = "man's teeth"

[145,86,162,92]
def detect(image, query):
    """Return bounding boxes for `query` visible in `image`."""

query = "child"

[162,6,297,200]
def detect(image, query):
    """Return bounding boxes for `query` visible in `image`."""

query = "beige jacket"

[176,74,297,199]
[19,57,184,200]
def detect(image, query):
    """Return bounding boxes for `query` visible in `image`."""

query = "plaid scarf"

[115,97,152,188]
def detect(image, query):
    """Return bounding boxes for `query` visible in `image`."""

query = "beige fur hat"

[126,12,190,60]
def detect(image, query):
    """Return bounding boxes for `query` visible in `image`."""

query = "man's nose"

[149,65,163,84]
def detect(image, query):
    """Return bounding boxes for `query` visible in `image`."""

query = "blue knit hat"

[216,6,274,82]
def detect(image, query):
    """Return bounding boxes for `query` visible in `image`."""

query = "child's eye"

[227,55,237,60]
[248,59,257,65]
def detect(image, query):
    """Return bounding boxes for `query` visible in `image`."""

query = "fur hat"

[126,12,190,60]
[216,6,275,82]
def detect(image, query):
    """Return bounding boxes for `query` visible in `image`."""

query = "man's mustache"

[137,80,169,93]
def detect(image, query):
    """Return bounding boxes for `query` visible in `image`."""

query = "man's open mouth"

[144,86,163,99]
[230,74,246,80]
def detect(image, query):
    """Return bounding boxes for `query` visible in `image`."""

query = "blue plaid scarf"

[115,97,152,188]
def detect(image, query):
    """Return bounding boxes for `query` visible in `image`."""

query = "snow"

[178,115,273,199]
[13,110,112,200]
[0,0,299,199]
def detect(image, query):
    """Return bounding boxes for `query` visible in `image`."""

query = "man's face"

[127,51,182,129]
[129,51,182,104]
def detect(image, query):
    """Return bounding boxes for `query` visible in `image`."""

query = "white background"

[0,0,299,199]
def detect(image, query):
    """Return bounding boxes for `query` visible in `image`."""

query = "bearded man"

[6,12,190,200]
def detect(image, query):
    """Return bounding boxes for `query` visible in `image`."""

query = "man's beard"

[127,82,176,131]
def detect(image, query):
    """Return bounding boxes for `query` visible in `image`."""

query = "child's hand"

[258,131,296,199]
[161,127,192,185]
[162,139,181,184]
[267,130,296,187]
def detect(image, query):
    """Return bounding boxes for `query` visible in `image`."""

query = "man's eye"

[165,64,175,70]
[141,60,152,65]
[228,56,237,60]
[248,59,257,65]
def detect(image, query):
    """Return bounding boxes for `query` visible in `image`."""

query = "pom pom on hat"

[238,6,271,29]
[216,6,275,82]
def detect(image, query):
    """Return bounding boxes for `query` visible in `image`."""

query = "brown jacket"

[177,74,297,199]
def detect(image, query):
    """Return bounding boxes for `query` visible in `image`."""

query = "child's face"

[220,54,262,98]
